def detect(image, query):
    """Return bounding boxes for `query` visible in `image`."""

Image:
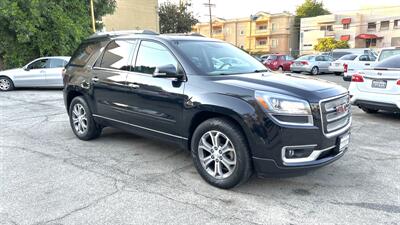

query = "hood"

[211,72,347,102]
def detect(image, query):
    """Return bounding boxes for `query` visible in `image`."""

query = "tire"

[361,107,379,114]
[68,96,102,140]
[311,66,319,75]
[191,118,252,189]
[334,72,342,76]
[278,66,284,72]
[0,76,15,91]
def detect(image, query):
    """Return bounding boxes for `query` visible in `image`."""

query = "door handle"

[92,77,99,82]
[128,83,140,89]
[365,63,370,66]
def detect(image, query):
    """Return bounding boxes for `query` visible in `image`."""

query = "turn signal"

[344,64,348,73]
[352,74,364,82]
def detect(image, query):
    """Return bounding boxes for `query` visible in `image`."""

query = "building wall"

[102,0,159,32]
[300,5,400,55]
[192,12,298,56]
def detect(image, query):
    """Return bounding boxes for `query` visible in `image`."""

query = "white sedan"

[349,55,400,113]
[329,54,375,76]
[0,56,70,91]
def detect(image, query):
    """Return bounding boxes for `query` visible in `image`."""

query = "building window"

[368,22,376,30]
[257,39,267,46]
[240,30,245,35]
[320,25,333,31]
[366,38,377,48]
[213,28,222,34]
[272,23,277,32]
[303,44,312,47]
[257,24,267,31]
[271,39,278,48]
[380,21,390,30]
[343,24,350,29]
[395,20,400,29]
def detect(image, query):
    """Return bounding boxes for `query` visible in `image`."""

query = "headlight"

[255,91,313,126]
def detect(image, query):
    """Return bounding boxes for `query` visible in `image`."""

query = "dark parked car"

[263,54,294,71]
[63,30,351,189]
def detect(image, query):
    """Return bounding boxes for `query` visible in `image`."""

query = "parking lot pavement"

[1,75,399,225]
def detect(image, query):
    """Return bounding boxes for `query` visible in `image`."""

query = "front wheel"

[191,118,252,189]
[69,96,102,140]
[0,77,14,91]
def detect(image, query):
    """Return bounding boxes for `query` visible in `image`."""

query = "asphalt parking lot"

[1,74,399,225]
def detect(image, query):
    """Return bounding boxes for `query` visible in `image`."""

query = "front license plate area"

[337,133,350,152]
[371,80,387,89]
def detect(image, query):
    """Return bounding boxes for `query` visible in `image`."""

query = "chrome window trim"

[281,145,336,164]
[92,114,188,140]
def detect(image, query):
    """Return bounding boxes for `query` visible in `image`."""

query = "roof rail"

[87,30,159,39]
[162,32,205,37]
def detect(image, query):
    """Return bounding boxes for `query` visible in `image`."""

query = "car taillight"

[344,64,348,73]
[397,80,400,85]
[301,61,308,65]
[352,74,364,82]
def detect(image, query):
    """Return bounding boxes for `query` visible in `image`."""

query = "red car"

[263,54,294,71]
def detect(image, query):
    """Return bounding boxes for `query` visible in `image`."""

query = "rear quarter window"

[69,41,107,67]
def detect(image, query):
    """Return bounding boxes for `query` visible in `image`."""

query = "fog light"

[285,148,313,159]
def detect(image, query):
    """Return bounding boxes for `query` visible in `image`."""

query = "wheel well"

[188,111,249,152]
[66,91,83,110]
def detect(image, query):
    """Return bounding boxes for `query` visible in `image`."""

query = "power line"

[203,0,216,37]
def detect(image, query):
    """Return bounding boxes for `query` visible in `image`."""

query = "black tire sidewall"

[68,96,101,140]
[311,67,319,75]
[191,118,252,189]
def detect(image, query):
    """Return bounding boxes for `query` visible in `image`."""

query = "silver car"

[0,56,70,91]
[290,55,333,75]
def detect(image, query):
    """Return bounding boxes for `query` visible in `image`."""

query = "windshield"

[175,41,267,75]
[378,49,400,62]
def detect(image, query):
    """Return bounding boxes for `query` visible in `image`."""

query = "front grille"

[320,94,351,137]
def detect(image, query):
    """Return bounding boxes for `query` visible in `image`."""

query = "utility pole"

[90,0,96,33]
[203,0,215,38]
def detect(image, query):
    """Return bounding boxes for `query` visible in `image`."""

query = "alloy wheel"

[0,78,11,91]
[71,103,88,134]
[198,130,237,179]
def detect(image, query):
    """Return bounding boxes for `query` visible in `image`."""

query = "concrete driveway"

[1,75,399,225]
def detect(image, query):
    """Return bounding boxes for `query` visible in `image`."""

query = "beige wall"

[102,0,159,32]
[192,12,298,55]
[300,5,400,55]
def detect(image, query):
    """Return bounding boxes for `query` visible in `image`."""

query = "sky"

[159,0,400,22]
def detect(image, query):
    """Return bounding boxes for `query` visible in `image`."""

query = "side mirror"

[153,64,182,79]
[23,66,30,71]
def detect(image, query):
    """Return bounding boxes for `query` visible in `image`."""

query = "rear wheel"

[311,66,319,75]
[278,66,284,72]
[191,118,252,189]
[69,96,102,140]
[361,107,379,114]
[334,72,342,76]
[0,77,14,91]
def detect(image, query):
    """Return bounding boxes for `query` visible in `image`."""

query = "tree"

[313,38,349,52]
[295,0,330,19]
[158,1,198,34]
[0,0,116,70]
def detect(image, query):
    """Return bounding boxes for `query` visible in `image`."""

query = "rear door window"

[100,40,137,71]
[49,59,67,68]
[27,59,50,70]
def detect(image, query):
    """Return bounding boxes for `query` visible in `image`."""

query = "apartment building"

[300,5,400,55]
[192,12,298,56]
[102,0,159,32]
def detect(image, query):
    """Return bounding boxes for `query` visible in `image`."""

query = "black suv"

[63,30,351,189]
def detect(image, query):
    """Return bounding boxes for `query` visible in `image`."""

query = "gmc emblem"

[336,104,347,113]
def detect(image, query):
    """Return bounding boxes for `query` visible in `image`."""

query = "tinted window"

[134,41,179,75]
[375,55,400,68]
[70,42,99,66]
[359,55,372,61]
[50,59,67,68]
[297,55,315,61]
[28,59,49,69]
[101,40,136,71]
[175,41,266,76]
[332,52,351,60]
[315,56,324,61]
[339,54,357,60]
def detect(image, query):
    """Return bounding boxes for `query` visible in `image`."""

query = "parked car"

[290,54,334,75]
[343,47,400,81]
[329,54,376,76]
[329,48,377,60]
[260,54,271,62]
[263,54,294,71]
[64,30,351,189]
[349,55,400,113]
[0,56,71,91]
